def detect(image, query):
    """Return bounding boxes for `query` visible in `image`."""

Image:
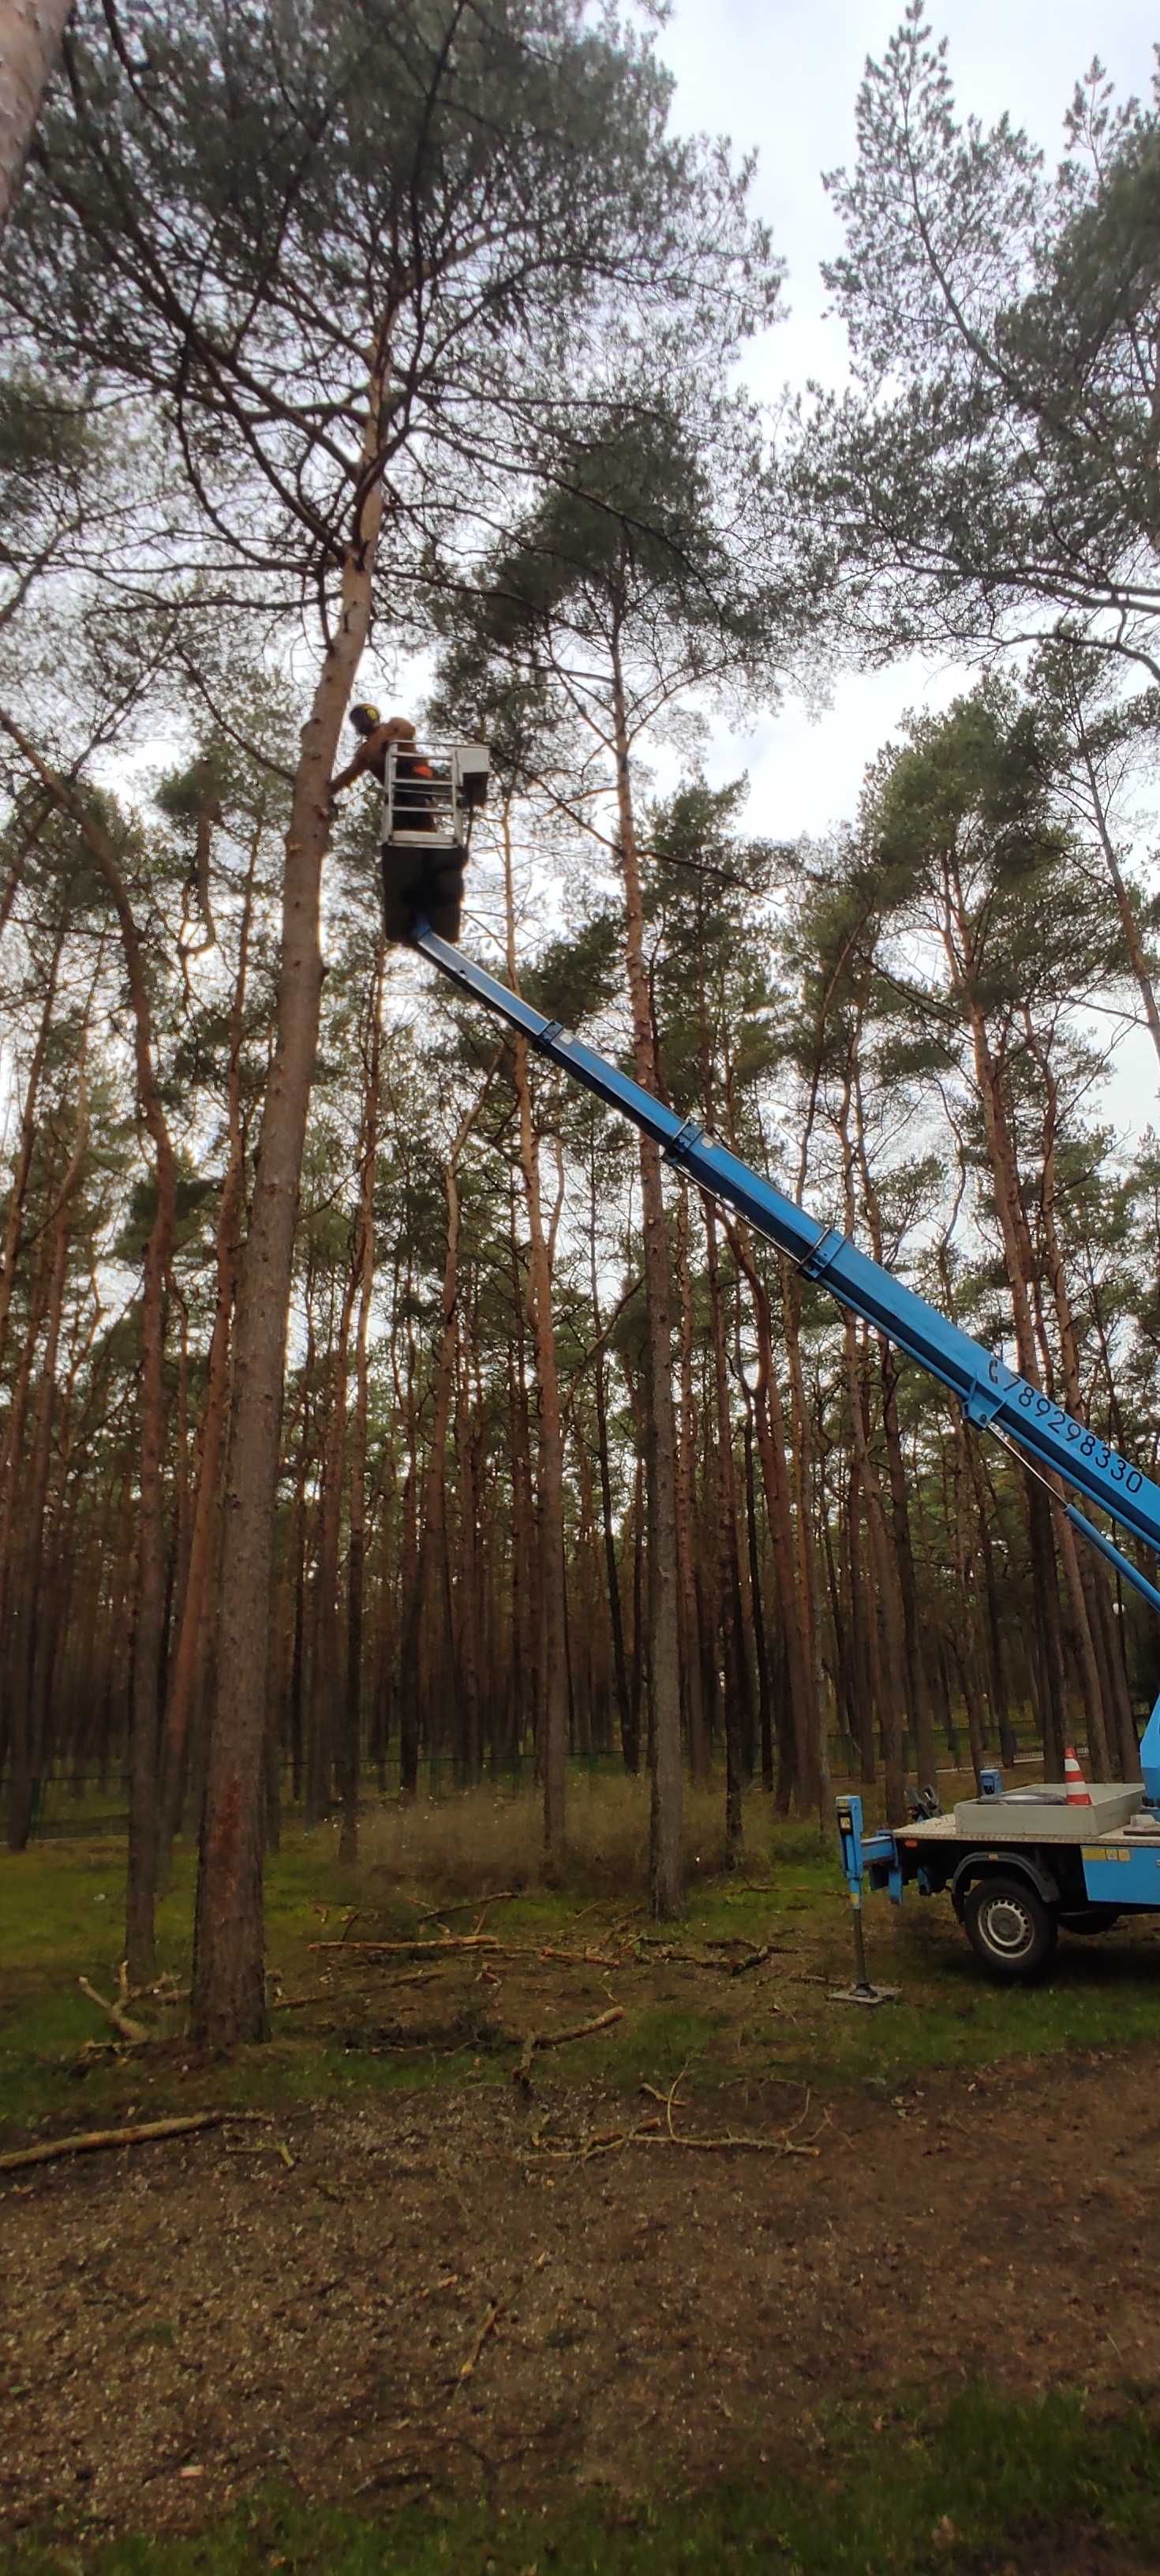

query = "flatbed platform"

[898,1782,1147,1847]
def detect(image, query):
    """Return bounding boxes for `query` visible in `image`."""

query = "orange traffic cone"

[1064,1746,1093,1807]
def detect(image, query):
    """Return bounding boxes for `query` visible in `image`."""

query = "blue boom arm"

[413,924,1160,1787]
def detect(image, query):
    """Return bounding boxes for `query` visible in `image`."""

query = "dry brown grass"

[354,1769,784,1902]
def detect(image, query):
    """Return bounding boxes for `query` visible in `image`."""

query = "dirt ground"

[2,2040,1159,2550]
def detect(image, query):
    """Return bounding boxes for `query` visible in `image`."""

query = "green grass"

[4,1785,1160,2140]
[3,2389,1160,2572]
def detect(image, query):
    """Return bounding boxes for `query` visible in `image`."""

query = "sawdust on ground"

[2,2042,1159,2556]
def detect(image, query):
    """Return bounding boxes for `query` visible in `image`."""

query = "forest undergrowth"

[5,1774,1160,2133]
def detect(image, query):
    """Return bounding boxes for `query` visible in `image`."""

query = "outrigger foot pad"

[828,1983,900,2008]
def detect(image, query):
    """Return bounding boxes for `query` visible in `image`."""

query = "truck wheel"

[963,1876,1057,1982]
[1059,1908,1120,1935]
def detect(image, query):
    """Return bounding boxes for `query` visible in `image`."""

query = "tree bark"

[589,1215,635,1773]
[339,939,384,1863]
[0,908,65,1381]
[609,626,682,1915]
[780,1255,828,1815]
[160,814,261,1869]
[0,0,73,235]
[1023,1007,1132,1776]
[395,1073,493,1795]
[190,328,396,2044]
[674,1189,708,1780]
[949,892,1069,1773]
[502,802,569,1865]
[724,1216,817,1816]
[851,1061,937,1788]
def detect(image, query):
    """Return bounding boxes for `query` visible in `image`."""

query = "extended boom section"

[414,926,1160,1597]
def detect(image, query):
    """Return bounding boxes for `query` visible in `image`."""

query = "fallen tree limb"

[77,1970,152,2045]
[534,2119,819,2162]
[76,1964,188,2046]
[0,2110,271,2176]
[631,1945,744,1973]
[457,2299,501,2383]
[310,1934,498,1960]
[529,1944,627,1968]
[514,2004,623,2091]
[532,2064,822,2162]
[417,1891,518,1926]
[271,1971,436,2010]
[728,1945,781,1976]
[625,2128,819,2156]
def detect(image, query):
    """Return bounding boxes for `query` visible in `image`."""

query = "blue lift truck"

[385,744,1160,1986]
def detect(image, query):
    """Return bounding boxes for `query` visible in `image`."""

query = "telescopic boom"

[413,923,1160,1654]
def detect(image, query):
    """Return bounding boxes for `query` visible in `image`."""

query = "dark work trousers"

[380,843,467,943]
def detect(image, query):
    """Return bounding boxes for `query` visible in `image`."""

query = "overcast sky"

[653,0,1159,844]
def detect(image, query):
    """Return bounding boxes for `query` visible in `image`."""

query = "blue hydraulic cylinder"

[413,926,1160,1608]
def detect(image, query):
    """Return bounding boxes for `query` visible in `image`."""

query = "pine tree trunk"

[0,0,74,234]
[160,824,260,1870]
[724,1218,818,1815]
[609,631,682,1915]
[0,909,65,1380]
[742,1408,775,1793]
[8,1204,69,1848]
[309,1267,357,1822]
[969,1446,1016,1763]
[591,1261,635,1770]
[452,1335,485,1783]
[506,1316,533,1770]
[503,806,569,1862]
[674,1191,708,1780]
[339,942,383,1864]
[851,1072,937,1787]
[834,1068,907,1821]
[844,1312,907,1822]
[192,331,395,2046]
[1023,1009,1134,1777]
[957,963,1068,1771]
[780,1256,829,1815]
[396,1076,492,1799]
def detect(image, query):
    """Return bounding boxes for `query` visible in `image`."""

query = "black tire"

[962,1874,1057,1982]
[1059,1908,1120,1936]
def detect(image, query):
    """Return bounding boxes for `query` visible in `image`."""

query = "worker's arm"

[330,741,372,797]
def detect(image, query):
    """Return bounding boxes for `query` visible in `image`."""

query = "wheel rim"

[979,1892,1034,1957]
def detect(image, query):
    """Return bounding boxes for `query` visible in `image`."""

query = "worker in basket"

[331,704,467,944]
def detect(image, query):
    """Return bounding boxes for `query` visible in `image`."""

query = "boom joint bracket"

[963,1379,1005,1429]
[664,1114,703,1163]
[799,1225,848,1284]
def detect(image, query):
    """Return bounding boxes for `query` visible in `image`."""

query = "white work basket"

[380,740,489,848]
